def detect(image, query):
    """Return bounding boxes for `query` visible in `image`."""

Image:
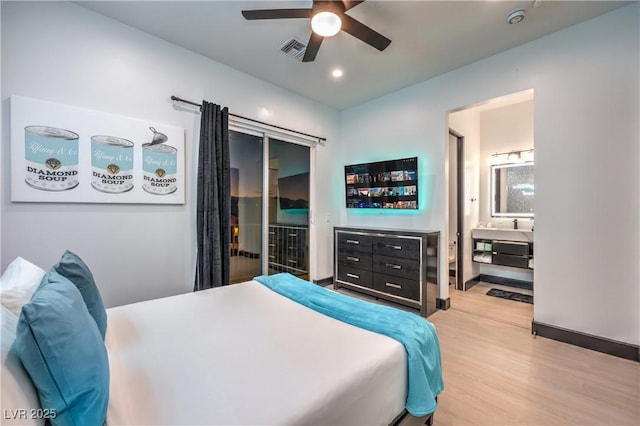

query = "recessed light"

[331,68,344,78]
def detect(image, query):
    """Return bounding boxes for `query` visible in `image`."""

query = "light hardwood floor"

[337,283,640,426]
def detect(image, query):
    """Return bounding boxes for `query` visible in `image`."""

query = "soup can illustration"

[24,126,80,191]
[142,143,178,195]
[91,136,135,193]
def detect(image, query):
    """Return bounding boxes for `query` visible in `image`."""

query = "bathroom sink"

[472,227,533,242]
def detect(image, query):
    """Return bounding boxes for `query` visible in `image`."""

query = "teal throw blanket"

[253,273,444,416]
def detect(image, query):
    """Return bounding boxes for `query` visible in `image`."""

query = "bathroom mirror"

[491,162,534,217]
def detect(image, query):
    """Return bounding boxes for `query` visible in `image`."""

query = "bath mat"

[486,288,533,304]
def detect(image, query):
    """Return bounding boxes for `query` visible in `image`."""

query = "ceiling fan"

[241,0,391,62]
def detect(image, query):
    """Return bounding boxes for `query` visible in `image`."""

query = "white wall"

[1,1,340,307]
[479,100,534,227]
[339,4,639,345]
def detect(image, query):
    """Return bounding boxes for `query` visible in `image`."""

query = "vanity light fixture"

[491,148,534,164]
[507,152,521,162]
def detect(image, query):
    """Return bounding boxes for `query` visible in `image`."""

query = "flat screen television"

[278,172,309,210]
[345,157,418,209]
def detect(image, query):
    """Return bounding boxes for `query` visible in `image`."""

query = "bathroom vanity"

[472,228,534,270]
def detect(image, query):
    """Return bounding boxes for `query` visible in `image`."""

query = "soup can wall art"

[142,143,178,195]
[24,126,79,191]
[90,136,134,193]
[11,95,185,204]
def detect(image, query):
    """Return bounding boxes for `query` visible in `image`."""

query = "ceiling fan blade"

[241,9,312,20]
[341,14,391,51]
[342,0,365,11]
[302,32,324,62]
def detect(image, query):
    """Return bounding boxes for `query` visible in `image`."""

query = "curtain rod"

[170,96,326,143]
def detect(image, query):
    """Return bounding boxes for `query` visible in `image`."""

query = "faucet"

[513,218,518,229]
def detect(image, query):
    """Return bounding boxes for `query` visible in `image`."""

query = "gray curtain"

[194,101,230,291]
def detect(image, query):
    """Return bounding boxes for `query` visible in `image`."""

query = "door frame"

[229,120,318,279]
[449,129,465,291]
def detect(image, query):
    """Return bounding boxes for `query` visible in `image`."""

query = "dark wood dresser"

[333,226,439,317]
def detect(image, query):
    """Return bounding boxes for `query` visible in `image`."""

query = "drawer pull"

[385,263,402,270]
[288,260,297,264]
[289,233,298,237]
[385,282,402,289]
[269,232,275,235]
[269,255,275,259]
[346,273,360,279]
[346,239,360,245]
[347,256,360,262]
[386,244,402,250]
[268,244,275,247]
[288,246,296,250]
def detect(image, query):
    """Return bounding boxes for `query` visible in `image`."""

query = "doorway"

[447,89,535,323]
[448,130,465,291]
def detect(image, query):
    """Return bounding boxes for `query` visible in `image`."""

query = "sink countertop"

[472,227,533,242]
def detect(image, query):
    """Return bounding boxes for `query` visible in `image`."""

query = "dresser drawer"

[337,250,372,270]
[373,236,420,260]
[373,273,420,301]
[336,266,373,288]
[337,233,372,253]
[373,254,420,280]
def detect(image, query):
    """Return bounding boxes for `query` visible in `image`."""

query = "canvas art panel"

[10,95,185,204]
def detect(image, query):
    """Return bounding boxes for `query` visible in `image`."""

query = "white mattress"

[105,280,407,425]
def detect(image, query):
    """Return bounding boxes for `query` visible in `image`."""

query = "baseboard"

[314,276,333,287]
[532,320,639,362]
[436,297,450,310]
[479,274,533,291]
[465,276,480,290]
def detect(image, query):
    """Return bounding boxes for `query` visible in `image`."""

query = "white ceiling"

[76,0,629,110]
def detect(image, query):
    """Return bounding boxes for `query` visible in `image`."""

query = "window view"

[268,139,310,280]
[229,131,263,283]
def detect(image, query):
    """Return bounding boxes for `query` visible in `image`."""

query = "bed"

[1,253,443,426]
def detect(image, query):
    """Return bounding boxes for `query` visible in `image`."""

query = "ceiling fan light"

[311,11,342,37]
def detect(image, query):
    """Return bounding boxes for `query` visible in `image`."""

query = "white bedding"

[105,280,407,425]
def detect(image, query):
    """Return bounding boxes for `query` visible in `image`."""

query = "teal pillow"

[53,250,107,339]
[14,270,109,426]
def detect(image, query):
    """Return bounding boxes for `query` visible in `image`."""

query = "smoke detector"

[507,9,526,25]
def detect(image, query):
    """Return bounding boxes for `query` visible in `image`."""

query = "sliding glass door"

[268,139,310,279]
[229,131,310,283]
[229,131,264,283]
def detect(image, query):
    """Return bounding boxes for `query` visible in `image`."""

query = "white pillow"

[0,257,46,316]
[0,305,42,425]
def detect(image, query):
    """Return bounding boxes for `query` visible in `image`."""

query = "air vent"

[280,37,307,61]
